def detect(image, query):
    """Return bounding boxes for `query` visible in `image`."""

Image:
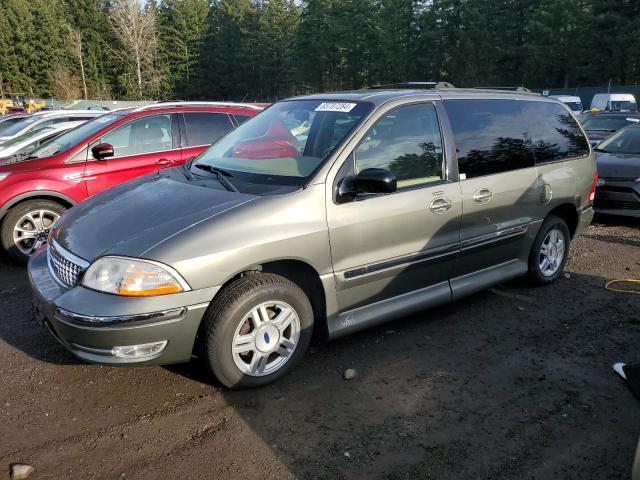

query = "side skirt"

[326,281,451,339]
[326,259,528,340]
[450,259,527,301]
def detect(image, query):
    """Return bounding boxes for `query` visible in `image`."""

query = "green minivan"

[29,86,597,388]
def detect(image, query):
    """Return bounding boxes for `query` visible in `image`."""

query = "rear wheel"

[527,215,570,285]
[0,200,66,264]
[201,273,314,388]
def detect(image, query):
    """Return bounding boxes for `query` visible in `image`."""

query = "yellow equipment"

[25,99,46,113]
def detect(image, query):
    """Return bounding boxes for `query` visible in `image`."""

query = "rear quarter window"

[443,99,534,178]
[183,112,234,147]
[233,114,251,125]
[522,102,589,163]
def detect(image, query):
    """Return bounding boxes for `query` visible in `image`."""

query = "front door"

[326,102,461,313]
[85,113,181,196]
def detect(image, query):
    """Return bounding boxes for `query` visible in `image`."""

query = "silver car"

[0,110,101,145]
[28,87,596,388]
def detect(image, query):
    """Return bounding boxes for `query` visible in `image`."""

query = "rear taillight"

[588,171,598,204]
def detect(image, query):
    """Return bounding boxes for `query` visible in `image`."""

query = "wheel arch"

[0,191,76,223]
[547,203,579,238]
[216,259,328,339]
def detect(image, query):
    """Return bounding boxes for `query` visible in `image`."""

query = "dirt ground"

[0,216,639,480]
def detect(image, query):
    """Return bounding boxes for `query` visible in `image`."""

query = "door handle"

[156,158,173,166]
[472,188,493,204]
[429,197,453,214]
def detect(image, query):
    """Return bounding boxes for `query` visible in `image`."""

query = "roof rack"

[132,101,265,112]
[368,81,455,90]
[474,86,532,93]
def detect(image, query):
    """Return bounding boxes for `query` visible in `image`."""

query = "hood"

[595,151,640,179]
[53,167,257,261]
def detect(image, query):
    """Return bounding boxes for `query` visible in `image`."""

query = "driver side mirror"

[337,168,397,203]
[91,143,114,161]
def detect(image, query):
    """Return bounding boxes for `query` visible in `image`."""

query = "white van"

[590,93,637,112]
[549,95,583,114]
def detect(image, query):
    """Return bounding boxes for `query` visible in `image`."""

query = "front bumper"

[28,248,220,366]
[594,179,640,217]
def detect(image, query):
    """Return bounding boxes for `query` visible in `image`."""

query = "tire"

[0,200,66,264]
[201,273,314,388]
[527,215,571,286]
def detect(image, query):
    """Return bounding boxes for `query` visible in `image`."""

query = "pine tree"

[157,0,209,99]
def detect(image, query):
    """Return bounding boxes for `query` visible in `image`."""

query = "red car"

[0,102,264,263]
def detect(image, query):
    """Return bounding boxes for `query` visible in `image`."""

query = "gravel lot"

[1,217,639,480]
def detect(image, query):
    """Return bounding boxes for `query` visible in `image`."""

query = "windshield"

[609,100,637,112]
[0,127,52,149]
[596,126,640,154]
[583,116,638,132]
[192,100,372,187]
[28,113,122,158]
[0,116,39,136]
[565,101,582,111]
[0,117,27,134]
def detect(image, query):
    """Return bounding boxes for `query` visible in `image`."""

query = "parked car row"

[551,93,638,114]
[20,87,599,388]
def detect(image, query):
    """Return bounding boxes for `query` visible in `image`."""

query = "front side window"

[193,100,372,187]
[596,125,640,154]
[354,103,443,187]
[523,102,590,163]
[102,114,173,157]
[444,99,534,178]
[183,112,234,147]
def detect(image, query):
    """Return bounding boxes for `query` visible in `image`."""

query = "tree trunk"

[136,51,142,98]
[79,42,88,100]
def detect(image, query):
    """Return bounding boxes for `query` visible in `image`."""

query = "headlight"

[82,257,190,296]
[0,172,10,181]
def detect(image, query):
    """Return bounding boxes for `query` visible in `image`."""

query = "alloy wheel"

[231,300,301,377]
[12,209,60,256]
[539,227,566,277]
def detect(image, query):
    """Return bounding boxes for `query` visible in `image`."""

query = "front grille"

[48,241,85,288]
[600,176,639,182]
[594,199,640,210]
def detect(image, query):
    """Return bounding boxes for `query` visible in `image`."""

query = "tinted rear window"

[443,99,534,178]
[233,114,251,125]
[183,112,234,147]
[522,102,589,163]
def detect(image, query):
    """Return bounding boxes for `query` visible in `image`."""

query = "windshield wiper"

[193,164,238,192]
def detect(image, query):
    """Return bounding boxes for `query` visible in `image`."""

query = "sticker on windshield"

[626,117,640,122]
[315,102,357,113]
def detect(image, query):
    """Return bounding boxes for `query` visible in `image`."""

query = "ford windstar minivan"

[28,86,597,388]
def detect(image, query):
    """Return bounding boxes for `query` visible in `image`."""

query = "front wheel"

[527,215,570,285]
[1,200,66,264]
[201,273,314,388]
